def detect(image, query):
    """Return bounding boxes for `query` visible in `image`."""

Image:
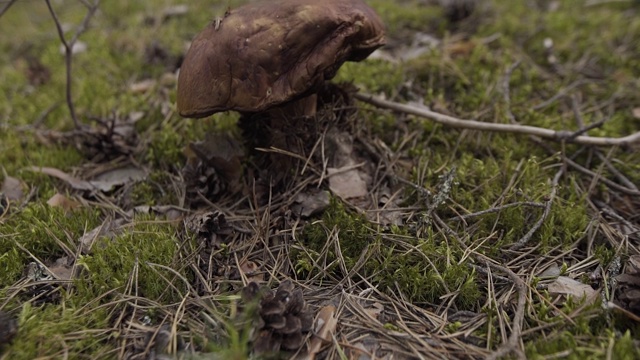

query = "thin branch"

[354,92,640,147]
[448,201,546,222]
[0,0,18,18]
[508,168,563,251]
[45,0,100,129]
[484,260,527,360]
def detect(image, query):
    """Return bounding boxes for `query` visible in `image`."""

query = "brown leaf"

[46,193,81,212]
[89,166,147,192]
[302,305,337,360]
[46,256,74,281]
[548,276,598,303]
[292,191,330,217]
[327,167,368,199]
[78,218,127,254]
[26,166,94,191]
[1,175,24,201]
[239,260,263,283]
[632,107,640,120]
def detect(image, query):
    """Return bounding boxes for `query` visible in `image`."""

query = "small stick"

[45,0,100,129]
[509,168,563,251]
[354,92,640,147]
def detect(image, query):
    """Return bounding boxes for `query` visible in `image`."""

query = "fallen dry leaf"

[292,190,330,217]
[548,276,598,303]
[633,107,640,119]
[27,165,146,193]
[364,302,384,320]
[327,167,368,199]
[78,218,127,254]
[90,165,147,192]
[46,193,81,212]
[1,175,24,201]
[300,305,337,360]
[238,260,263,283]
[46,256,74,281]
[26,166,94,191]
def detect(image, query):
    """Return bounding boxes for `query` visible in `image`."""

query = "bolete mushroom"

[176,0,385,120]
[177,0,385,189]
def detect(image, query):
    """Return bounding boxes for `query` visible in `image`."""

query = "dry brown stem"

[354,92,640,147]
[45,0,100,129]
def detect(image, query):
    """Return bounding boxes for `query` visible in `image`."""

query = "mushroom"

[176,0,385,121]
[177,0,385,186]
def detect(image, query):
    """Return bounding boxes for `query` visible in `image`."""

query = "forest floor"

[1,0,639,359]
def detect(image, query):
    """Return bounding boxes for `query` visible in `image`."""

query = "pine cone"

[242,280,314,353]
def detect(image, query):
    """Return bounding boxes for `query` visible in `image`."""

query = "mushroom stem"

[266,94,318,122]
[262,94,319,178]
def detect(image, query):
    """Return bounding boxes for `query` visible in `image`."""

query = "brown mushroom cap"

[177,0,385,118]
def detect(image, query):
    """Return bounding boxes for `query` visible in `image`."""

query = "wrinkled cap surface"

[177,0,385,118]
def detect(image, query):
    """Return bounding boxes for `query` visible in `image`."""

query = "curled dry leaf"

[1,175,24,202]
[292,190,331,218]
[46,193,81,212]
[327,166,368,199]
[46,256,74,281]
[26,166,94,191]
[299,305,338,360]
[78,218,127,254]
[547,276,598,304]
[239,260,264,283]
[26,165,146,193]
[90,166,147,192]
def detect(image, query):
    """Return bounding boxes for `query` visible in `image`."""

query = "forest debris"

[26,165,146,193]
[90,165,147,191]
[0,311,18,346]
[242,281,314,354]
[1,175,23,201]
[46,193,81,212]
[183,133,245,204]
[239,260,263,283]
[78,218,127,253]
[327,166,368,199]
[46,256,74,281]
[303,305,338,360]
[547,276,598,303]
[615,255,640,318]
[292,190,330,217]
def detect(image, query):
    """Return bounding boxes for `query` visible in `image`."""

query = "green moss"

[76,215,184,301]
[4,302,112,359]
[335,59,405,95]
[0,205,102,287]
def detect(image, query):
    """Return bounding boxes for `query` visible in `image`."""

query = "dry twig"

[354,93,640,147]
[45,0,100,129]
[508,168,563,251]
